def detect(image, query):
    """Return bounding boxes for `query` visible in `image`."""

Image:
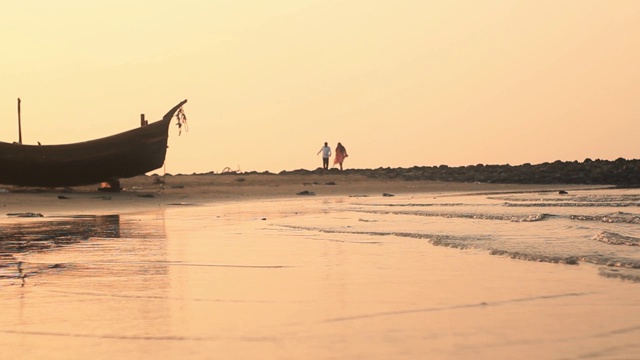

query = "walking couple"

[317,142,348,170]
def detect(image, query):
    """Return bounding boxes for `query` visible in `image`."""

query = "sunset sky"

[2,1,639,174]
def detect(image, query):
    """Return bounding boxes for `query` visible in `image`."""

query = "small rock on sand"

[7,212,43,217]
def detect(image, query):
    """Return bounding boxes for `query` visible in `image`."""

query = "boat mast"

[17,98,22,144]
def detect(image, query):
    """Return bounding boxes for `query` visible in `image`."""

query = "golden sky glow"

[2,1,639,174]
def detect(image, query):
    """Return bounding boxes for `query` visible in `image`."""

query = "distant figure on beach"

[317,142,331,170]
[333,142,348,170]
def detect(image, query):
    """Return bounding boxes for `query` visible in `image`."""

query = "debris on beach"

[383,193,395,197]
[98,180,122,193]
[559,190,568,194]
[221,166,241,174]
[57,195,70,200]
[7,212,43,217]
[138,193,155,198]
[325,182,336,185]
[296,190,315,196]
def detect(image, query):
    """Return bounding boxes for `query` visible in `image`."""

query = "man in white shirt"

[317,142,331,170]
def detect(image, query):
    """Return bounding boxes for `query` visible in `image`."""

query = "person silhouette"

[317,142,331,170]
[333,142,348,170]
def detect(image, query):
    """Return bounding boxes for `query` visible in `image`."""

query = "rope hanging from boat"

[175,107,188,136]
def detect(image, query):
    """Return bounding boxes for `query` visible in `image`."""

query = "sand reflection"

[0,199,639,359]
[0,215,122,286]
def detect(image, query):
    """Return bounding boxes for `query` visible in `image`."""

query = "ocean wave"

[570,212,640,224]
[489,196,572,202]
[488,249,640,270]
[492,194,640,203]
[470,213,551,222]
[284,225,640,269]
[361,203,467,207]
[275,225,488,249]
[598,267,640,282]
[488,250,579,265]
[503,202,637,208]
[593,231,640,246]
[357,210,551,222]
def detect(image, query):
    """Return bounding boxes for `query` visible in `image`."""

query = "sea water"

[313,188,640,282]
[0,188,639,359]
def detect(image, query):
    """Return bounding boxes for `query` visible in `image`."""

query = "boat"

[0,99,188,188]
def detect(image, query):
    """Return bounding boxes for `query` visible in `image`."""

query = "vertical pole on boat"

[140,114,147,127]
[17,98,22,144]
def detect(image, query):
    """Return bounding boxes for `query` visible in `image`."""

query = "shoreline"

[0,173,609,217]
[0,173,612,217]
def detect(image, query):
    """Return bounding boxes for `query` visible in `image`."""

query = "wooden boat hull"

[0,100,187,187]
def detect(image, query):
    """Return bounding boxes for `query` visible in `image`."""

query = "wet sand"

[0,174,637,359]
[0,173,603,216]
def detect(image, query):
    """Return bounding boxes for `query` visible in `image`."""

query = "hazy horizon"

[3,1,639,174]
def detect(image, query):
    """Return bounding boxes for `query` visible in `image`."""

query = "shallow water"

[1,189,639,359]
[338,188,640,280]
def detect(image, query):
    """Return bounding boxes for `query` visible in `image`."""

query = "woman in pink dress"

[333,142,348,170]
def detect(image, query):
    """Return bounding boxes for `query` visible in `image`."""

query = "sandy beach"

[0,173,603,216]
[1,174,638,360]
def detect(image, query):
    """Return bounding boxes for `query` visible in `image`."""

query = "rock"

[296,190,315,196]
[7,212,43,217]
[383,193,395,197]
